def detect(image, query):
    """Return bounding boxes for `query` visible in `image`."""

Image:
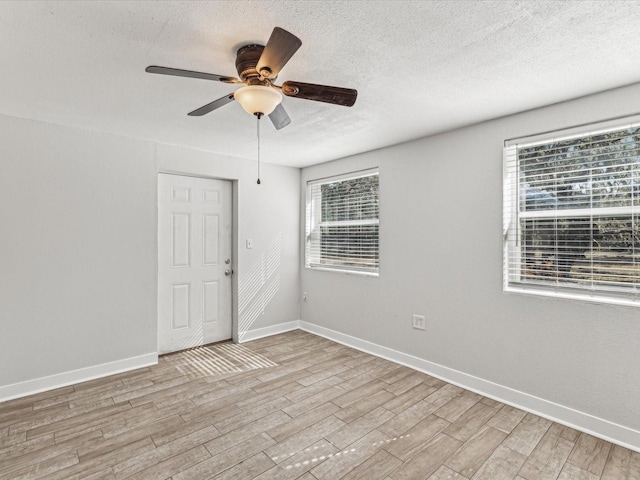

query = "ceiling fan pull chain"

[256,113,262,185]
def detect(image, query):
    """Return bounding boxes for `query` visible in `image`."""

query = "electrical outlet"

[303,292,308,302]
[412,314,426,330]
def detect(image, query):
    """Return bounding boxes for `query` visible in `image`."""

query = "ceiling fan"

[146,27,358,130]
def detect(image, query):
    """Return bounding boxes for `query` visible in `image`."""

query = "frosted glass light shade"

[234,85,282,115]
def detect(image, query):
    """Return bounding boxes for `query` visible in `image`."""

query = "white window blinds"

[306,169,379,275]
[504,116,640,304]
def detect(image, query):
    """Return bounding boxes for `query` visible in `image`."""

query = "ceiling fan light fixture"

[234,85,282,115]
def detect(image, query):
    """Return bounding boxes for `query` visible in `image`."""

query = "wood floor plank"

[112,424,220,478]
[250,369,310,395]
[203,411,289,457]
[332,380,387,409]
[0,432,55,461]
[212,452,275,480]
[0,433,87,478]
[384,372,427,396]
[334,389,395,424]
[601,444,640,480]
[443,402,499,442]
[517,423,577,480]
[174,432,275,480]
[77,433,155,464]
[297,364,351,387]
[444,426,507,478]
[22,401,129,439]
[382,383,439,415]
[425,384,465,408]
[234,382,301,412]
[7,451,79,479]
[309,429,390,480]
[434,390,482,423]
[557,462,600,480]
[372,365,414,385]
[389,433,462,480]
[284,376,344,405]
[485,404,527,434]
[1,403,70,435]
[44,428,163,477]
[567,432,613,477]
[122,445,211,480]
[0,430,27,449]
[254,439,337,480]
[341,448,403,480]
[324,406,395,450]
[266,402,339,444]
[378,400,439,438]
[383,414,451,462]
[100,409,185,440]
[214,396,291,434]
[428,465,469,479]
[501,413,552,457]
[282,386,345,418]
[0,387,74,414]
[264,415,345,464]
[471,445,527,480]
[150,412,223,447]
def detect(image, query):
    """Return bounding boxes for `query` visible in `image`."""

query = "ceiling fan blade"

[282,81,357,107]
[146,66,238,84]
[188,94,235,116]
[269,103,291,130]
[256,27,302,79]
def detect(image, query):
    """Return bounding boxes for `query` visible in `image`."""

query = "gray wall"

[300,83,640,434]
[0,114,300,391]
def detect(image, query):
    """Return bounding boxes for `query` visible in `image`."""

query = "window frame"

[305,168,380,276]
[503,115,640,307]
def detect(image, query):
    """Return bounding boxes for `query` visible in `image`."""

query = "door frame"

[156,171,239,349]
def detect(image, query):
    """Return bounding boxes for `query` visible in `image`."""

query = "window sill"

[305,265,379,278]
[504,285,640,308]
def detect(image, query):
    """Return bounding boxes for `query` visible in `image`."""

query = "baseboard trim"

[299,321,640,453]
[0,352,158,403]
[238,320,301,343]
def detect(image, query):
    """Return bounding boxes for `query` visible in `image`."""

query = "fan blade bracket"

[258,67,273,80]
[282,81,357,107]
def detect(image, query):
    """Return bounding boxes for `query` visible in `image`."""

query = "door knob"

[225,269,233,276]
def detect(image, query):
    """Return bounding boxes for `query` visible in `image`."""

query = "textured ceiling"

[2,1,640,167]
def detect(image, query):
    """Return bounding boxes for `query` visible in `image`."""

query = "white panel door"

[158,174,232,354]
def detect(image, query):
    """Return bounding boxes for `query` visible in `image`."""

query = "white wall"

[0,114,300,399]
[300,83,640,449]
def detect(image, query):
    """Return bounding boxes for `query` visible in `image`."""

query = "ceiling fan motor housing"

[235,44,270,84]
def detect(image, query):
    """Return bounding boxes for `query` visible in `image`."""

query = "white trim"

[518,205,637,219]
[237,320,301,343]
[505,113,640,148]
[304,265,380,277]
[0,352,158,403]
[307,167,379,186]
[299,321,640,453]
[505,285,640,308]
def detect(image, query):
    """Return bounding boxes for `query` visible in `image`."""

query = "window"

[504,117,640,305]
[306,169,379,275]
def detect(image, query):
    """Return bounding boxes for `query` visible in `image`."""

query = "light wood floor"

[1,330,639,480]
